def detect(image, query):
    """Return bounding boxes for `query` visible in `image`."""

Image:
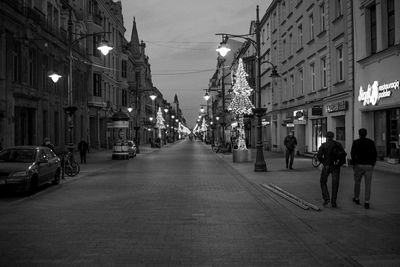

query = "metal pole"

[221,59,226,147]
[254,5,267,172]
[135,93,140,153]
[65,8,77,159]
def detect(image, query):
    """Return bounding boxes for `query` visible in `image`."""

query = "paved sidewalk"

[202,143,400,266]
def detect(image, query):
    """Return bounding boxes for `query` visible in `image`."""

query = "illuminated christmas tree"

[228,58,254,150]
[156,107,165,138]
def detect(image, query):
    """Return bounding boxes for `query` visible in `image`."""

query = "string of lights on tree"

[228,58,255,150]
[156,107,166,138]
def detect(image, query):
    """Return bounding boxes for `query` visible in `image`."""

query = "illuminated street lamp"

[48,72,62,83]
[203,91,210,101]
[216,5,280,172]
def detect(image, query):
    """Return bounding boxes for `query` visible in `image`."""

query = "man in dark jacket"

[283,131,297,169]
[78,139,89,164]
[350,128,377,209]
[317,131,347,208]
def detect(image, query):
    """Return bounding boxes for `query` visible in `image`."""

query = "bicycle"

[211,142,231,153]
[63,152,80,177]
[312,153,321,167]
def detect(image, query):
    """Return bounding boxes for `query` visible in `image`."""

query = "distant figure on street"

[78,139,89,164]
[350,128,377,209]
[283,131,297,169]
[43,137,55,152]
[317,131,347,208]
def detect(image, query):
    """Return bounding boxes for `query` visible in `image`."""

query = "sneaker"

[352,198,360,205]
[364,203,370,209]
[331,202,337,208]
[323,199,330,206]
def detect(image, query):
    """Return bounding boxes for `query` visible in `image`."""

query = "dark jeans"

[285,149,295,168]
[80,151,87,163]
[320,165,341,203]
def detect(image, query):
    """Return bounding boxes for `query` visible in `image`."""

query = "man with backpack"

[317,131,347,208]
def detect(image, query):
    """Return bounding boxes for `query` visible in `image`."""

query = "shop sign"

[326,101,349,113]
[112,121,129,128]
[286,123,295,127]
[358,80,399,106]
[261,118,270,126]
[293,109,306,124]
[312,106,323,116]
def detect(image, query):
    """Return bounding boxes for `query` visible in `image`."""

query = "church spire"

[130,16,140,46]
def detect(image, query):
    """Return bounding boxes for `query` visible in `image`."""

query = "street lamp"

[203,91,210,101]
[216,5,280,172]
[50,2,112,158]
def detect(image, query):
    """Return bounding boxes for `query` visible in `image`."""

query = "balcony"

[3,0,24,12]
[93,13,103,26]
[25,7,46,26]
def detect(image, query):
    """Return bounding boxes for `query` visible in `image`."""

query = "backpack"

[332,141,347,166]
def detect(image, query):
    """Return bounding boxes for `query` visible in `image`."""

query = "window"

[121,60,127,78]
[122,89,127,107]
[299,68,304,94]
[290,73,294,98]
[320,3,326,31]
[28,49,34,87]
[369,4,377,54]
[298,24,303,49]
[337,46,344,81]
[43,110,48,139]
[281,1,286,19]
[282,38,286,59]
[13,53,20,82]
[283,77,288,100]
[335,0,342,17]
[93,73,102,96]
[309,13,314,40]
[93,35,101,57]
[388,0,395,47]
[266,23,270,39]
[310,63,315,91]
[135,71,141,89]
[289,33,293,55]
[321,57,327,88]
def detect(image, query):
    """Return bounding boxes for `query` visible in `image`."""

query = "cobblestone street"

[1,140,399,266]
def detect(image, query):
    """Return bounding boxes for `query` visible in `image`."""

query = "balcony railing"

[93,13,103,26]
[25,6,46,26]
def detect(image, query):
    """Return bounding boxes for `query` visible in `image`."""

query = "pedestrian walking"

[283,131,297,169]
[317,131,347,208]
[43,137,55,152]
[350,128,377,209]
[78,139,89,164]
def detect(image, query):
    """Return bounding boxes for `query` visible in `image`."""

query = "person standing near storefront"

[350,128,377,209]
[283,131,297,169]
[317,131,347,208]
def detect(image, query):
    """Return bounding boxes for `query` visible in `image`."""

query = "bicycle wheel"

[312,155,320,167]
[65,162,80,177]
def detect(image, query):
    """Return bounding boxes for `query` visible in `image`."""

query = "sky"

[120,0,272,127]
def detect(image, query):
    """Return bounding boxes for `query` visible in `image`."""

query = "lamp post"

[171,115,175,142]
[215,5,280,172]
[50,2,112,157]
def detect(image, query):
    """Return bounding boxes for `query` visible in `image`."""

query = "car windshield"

[0,149,36,163]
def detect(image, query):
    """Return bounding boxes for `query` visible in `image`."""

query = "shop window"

[388,108,400,159]
[312,118,327,151]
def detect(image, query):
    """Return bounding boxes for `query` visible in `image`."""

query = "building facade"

[264,0,354,154]
[0,0,174,151]
[353,0,400,164]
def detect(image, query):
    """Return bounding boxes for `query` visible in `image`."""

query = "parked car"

[127,140,137,158]
[0,146,61,194]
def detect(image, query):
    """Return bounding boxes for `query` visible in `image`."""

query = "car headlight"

[11,171,28,177]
